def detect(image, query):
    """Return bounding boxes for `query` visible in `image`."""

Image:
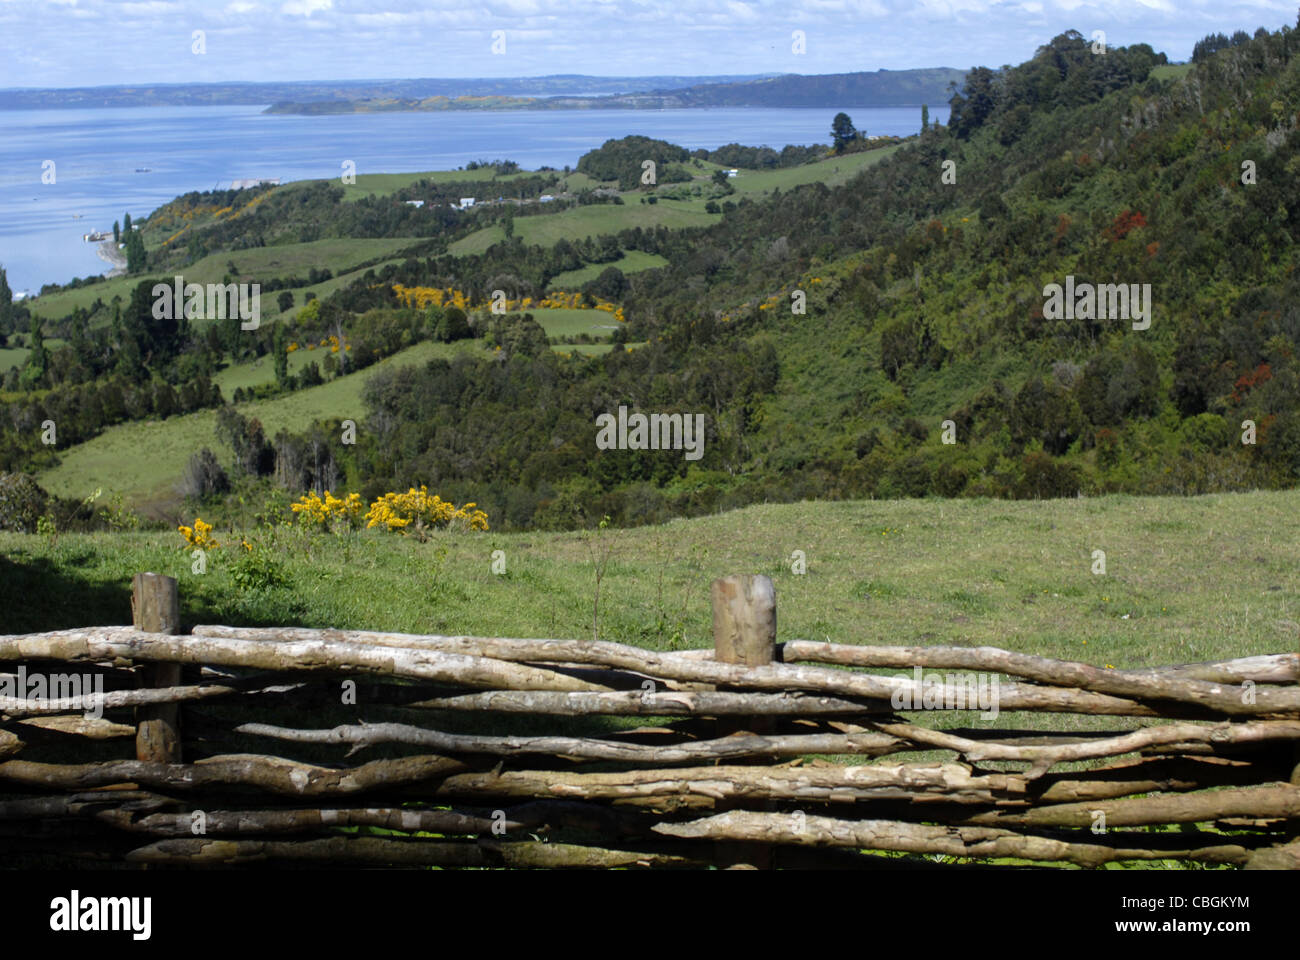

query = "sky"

[0,0,1294,89]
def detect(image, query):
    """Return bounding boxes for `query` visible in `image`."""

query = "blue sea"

[0,103,946,294]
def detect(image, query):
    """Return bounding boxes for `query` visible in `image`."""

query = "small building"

[459,197,476,209]
[405,200,425,208]
[726,169,739,178]
[539,194,555,203]
[231,177,281,190]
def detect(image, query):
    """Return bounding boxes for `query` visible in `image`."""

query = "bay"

[0,103,947,294]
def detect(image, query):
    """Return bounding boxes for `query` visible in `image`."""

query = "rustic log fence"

[1,571,1298,869]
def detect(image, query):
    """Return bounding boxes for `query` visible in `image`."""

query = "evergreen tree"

[113,221,120,243]
[273,321,289,387]
[0,264,12,337]
[20,314,49,389]
[921,104,929,131]
[831,112,857,153]
[123,212,132,234]
[124,229,146,274]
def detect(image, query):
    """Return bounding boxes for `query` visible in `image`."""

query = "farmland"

[4,491,1295,698]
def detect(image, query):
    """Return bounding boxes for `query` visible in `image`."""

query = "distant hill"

[263,68,969,114]
[644,68,968,107]
[0,74,778,109]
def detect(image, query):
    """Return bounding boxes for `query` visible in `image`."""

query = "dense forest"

[4,21,1300,533]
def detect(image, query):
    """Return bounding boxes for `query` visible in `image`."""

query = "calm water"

[0,104,946,293]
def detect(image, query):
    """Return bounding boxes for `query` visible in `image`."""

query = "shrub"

[1014,452,1083,498]
[364,485,489,535]
[178,517,219,549]
[0,473,49,532]
[230,543,287,591]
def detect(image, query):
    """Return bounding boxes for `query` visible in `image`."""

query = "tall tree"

[125,229,146,274]
[831,112,857,153]
[273,321,289,387]
[20,314,49,389]
[123,212,132,234]
[0,264,12,337]
[113,220,120,243]
[921,104,929,131]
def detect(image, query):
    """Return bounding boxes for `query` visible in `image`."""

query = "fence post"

[711,574,776,869]
[133,572,182,764]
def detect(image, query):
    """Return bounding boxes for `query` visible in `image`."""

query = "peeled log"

[431,761,1025,808]
[407,689,887,717]
[781,642,1299,687]
[0,753,469,797]
[15,715,135,739]
[2,683,236,718]
[173,629,1171,717]
[966,783,1300,829]
[0,628,610,694]
[870,719,1300,776]
[1245,838,1300,870]
[236,719,904,763]
[0,729,22,758]
[124,836,705,868]
[652,810,1252,868]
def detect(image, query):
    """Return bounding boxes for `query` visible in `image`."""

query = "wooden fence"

[1,571,1298,869]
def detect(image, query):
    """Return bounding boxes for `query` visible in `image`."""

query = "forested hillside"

[4,22,1299,534]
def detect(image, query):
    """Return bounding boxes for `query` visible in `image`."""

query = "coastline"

[95,238,127,278]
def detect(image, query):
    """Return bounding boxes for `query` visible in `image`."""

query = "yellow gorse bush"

[289,487,488,534]
[364,485,489,533]
[392,284,623,319]
[290,490,365,528]
[178,518,218,549]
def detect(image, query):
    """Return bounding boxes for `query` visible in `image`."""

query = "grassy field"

[3,489,1293,867]
[547,250,668,288]
[38,337,485,510]
[211,338,353,395]
[1151,63,1194,81]
[531,307,621,340]
[451,199,720,255]
[4,488,1295,681]
[24,238,419,323]
[297,167,540,203]
[723,145,902,194]
[0,339,66,374]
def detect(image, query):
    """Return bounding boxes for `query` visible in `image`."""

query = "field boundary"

[1,571,1297,869]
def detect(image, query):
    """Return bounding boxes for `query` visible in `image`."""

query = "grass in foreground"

[3,490,1291,869]
[6,491,1294,664]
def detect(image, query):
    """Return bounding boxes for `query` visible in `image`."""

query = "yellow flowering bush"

[178,518,218,549]
[290,490,364,529]
[391,284,622,317]
[289,488,485,536]
[364,485,489,534]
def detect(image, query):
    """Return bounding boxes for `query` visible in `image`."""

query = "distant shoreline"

[94,239,126,277]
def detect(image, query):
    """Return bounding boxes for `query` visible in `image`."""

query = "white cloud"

[282,0,331,16]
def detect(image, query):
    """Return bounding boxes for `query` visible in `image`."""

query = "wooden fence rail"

[1,571,1297,869]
